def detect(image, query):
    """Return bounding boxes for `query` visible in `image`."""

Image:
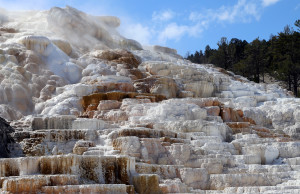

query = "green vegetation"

[186,20,300,97]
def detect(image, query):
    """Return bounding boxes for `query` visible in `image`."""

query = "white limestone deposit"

[0,5,300,194]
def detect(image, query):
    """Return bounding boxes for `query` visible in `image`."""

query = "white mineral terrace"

[0,6,299,194]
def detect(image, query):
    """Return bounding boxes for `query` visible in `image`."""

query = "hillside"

[0,6,300,194]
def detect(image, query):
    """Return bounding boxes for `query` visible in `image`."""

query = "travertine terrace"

[0,6,300,194]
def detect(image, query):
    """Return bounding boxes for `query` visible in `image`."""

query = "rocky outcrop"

[47,6,117,49]
[0,117,15,158]
[81,92,166,110]
[91,49,141,67]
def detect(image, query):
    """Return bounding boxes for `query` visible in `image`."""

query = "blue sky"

[0,0,299,56]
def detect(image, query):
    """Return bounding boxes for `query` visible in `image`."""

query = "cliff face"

[0,117,15,158]
[0,6,300,194]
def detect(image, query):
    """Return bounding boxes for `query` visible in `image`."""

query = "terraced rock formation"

[0,6,300,194]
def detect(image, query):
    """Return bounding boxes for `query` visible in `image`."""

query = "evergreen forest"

[186,20,300,97]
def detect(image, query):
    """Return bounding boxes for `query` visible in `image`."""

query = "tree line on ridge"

[186,20,300,97]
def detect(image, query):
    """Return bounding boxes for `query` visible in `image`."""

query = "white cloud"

[155,0,266,44]
[295,3,300,10]
[157,22,206,44]
[153,0,286,45]
[152,10,175,22]
[189,0,261,24]
[158,23,188,42]
[262,0,281,7]
[120,23,152,45]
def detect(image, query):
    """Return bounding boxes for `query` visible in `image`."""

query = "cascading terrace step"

[0,155,136,185]
[41,184,134,194]
[191,136,223,147]
[286,157,300,165]
[83,145,121,156]
[1,174,79,193]
[191,187,300,194]
[15,129,97,142]
[223,164,293,174]
[12,128,100,156]
[209,171,295,190]
[223,185,300,194]
[135,163,184,179]
[159,178,191,193]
